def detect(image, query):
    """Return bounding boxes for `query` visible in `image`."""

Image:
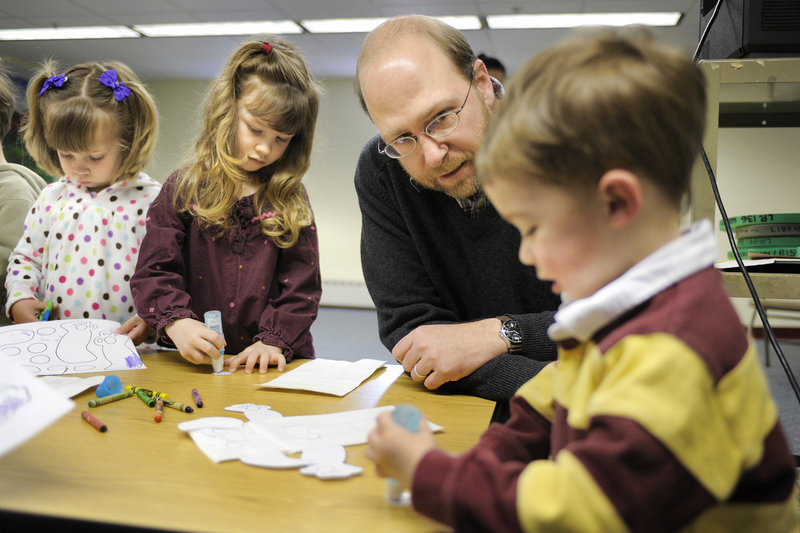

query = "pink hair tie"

[262,42,273,54]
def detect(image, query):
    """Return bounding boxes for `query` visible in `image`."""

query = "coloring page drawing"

[0,319,145,376]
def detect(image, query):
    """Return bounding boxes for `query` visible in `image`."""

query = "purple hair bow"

[98,69,131,101]
[39,74,67,95]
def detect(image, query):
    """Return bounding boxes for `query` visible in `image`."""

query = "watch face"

[509,331,523,343]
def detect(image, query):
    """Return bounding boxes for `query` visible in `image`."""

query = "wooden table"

[0,351,493,532]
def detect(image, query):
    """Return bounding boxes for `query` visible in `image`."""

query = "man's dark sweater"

[355,134,562,402]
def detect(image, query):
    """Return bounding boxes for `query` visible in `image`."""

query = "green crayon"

[135,388,155,407]
[88,390,133,407]
[161,398,194,413]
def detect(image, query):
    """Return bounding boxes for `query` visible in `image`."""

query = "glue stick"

[204,310,225,373]
[386,404,422,504]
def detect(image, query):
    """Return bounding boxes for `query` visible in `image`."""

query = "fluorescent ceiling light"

[302,15,482,33]
[301,17,388,34]
[134,20,302,37]
[0,26,139,40]
[433,16,482,31]
[487,12,682,29]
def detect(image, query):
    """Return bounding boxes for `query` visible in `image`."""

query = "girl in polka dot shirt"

[5,60,161,345]
[131,37,321,373]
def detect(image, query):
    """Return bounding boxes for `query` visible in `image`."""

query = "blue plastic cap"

[96,375,123,397]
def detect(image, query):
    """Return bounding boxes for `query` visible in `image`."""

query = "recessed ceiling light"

[487,12,683,29]
[134,20,302,37]
[0,26,140,40]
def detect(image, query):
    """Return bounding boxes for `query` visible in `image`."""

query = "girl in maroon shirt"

[131,37,322,373]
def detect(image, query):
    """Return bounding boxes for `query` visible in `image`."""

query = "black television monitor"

[699,0,800,59]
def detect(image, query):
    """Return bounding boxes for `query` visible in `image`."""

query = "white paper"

[0,353,74,457]
[38,375,105,399]
[248,406,443,453]
[0,319,145,376]
[179,406,443,467]
[256,358,387,396]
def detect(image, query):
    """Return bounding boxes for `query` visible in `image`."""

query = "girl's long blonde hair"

[22,60,156,182]
[176,36,321,248]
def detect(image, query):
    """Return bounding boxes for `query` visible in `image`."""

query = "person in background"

[366,28,798,532]
[354,15,561,419]
[131,36,322,374]
[6,60,160,344]
[0,63,46,327]
[478,53,506,83]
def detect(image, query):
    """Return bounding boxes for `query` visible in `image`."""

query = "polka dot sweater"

[5,174,162,323]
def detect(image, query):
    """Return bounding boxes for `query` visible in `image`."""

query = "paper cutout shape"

[240,450,311,469]
[179,405,442,482]
[0,319,145,376]
[301,445,347,465]
[300,463,363,480]
[257,358,386,396]
[177,417,244,432]
[0,352,74,457]
[224,403,282,421]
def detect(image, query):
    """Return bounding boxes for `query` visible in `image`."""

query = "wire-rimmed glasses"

[378,79,473,159]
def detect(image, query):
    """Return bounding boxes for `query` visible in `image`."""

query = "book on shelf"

[727,247,800,259]
[736,235,800,248]
[720,212,800,230]
[733,223,800,238]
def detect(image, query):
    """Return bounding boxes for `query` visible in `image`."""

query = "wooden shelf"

[691,58,800,299]
[722,271,800,300]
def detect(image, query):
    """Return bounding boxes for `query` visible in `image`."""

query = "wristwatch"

[498,315,523,354]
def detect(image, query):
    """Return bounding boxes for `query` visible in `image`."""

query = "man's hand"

[164,318,225,365]
[392,319,508,389]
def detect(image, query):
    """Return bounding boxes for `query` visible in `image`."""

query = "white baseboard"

[320,278,374,309]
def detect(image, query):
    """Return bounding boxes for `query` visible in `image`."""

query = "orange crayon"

[154,397,163,423]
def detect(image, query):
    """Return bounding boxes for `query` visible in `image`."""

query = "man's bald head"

[355,15,476,117]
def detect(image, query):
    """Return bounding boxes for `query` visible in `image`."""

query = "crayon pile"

[721,212,800,259]
[83,384,199,431]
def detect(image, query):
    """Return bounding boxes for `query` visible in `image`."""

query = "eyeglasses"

[378,79,472,160]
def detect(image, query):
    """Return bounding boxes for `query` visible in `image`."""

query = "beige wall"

[712,127,800,327]
[145,77,800,318]
[145,77,377,307]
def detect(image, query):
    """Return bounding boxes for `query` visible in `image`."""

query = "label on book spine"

[728,246,800,259]
[734,223,800,238]
[721,213,800,230]
[737,235,800,248]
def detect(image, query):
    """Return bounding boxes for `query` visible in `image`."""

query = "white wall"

[145,77,377,308]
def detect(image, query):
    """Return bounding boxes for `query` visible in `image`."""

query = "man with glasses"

[354,15,561,418]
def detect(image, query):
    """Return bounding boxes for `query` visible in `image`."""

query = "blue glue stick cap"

[96,375,123,398]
